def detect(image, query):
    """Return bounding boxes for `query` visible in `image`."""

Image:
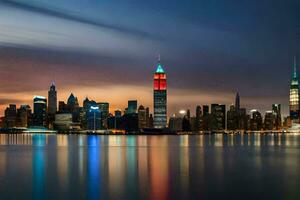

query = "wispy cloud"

[0,0,159,40]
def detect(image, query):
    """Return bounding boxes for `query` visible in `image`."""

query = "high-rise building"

[203,105,209,116]
[169,115,183,132]
[235,92,240,111]
[17,105,31,127]
[115,109,122,118]
[153,58,167,128]
[202,105,210,131]
[120,113,139,133]
[87,106,101,130]
[272,104,282,129]
[210,104,226,130]
[48,82,57,115]
[33,96,47,127]
[290,57,299,120]
[149,114,154,128]
[67,93,79,110]
[264,111,275,130]
[195,105,203,131]
[227,105,238,130]
[138,105,147,129]
[67,93,80,122]
[127,100,137,114]
[146,107,150,127]
[250,109,263,131]
[4,104,17,128]
[98,102,109,129]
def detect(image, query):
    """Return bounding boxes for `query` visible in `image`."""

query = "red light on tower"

[154,64,167,90]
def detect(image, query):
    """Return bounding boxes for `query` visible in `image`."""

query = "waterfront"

[0,133,299,200]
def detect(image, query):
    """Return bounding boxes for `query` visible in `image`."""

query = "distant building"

[289,57,299,120]
[210,104,226,130]
[98,102,109,129]
[67,93,80,122]
[17,105,31,128]
[0,117,5,128]
[86,106,101,130]
[169,115,183,132]
[272,104,282,129]
[250,109,263,131]
[148,114,154,128]
[283,116,292,128]
[195,105,203,131]
[4,104,17,128]
[235,92,240,111]
[202,105,210,131]
[33,96,47,127]
[182,115,192,131]
[264,111,275,130]
[58,101,68,113]
[227,105,238,130]
[48,82,57,115]
[127,100,137,114]
[108,110,122,130]
[120,113,139,133]
[146,107,150,127]
[115,109,122,118]
[83,97,96,112]
[138,105,147,129]
[153,58,167,128]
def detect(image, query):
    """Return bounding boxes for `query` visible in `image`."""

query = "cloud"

[0,98,24,105]
[0,0,160,40]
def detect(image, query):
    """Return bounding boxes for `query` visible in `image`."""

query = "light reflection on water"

[0,133,299,200]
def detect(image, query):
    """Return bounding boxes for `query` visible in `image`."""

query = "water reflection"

[0,133,299,199]
[32,135,46,200]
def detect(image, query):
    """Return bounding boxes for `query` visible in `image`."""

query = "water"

[0,133,299,200]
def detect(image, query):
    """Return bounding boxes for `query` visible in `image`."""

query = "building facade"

[153,60,167,128]
[290,57,299,120]
[33,96,47,127]
[48,82,57,115]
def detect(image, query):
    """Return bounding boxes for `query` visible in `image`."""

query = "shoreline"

[0,129,294,135]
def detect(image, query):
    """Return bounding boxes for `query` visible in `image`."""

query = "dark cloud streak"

[0,0,161,40]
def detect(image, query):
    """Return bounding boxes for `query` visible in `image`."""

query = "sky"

[0,0,299,117]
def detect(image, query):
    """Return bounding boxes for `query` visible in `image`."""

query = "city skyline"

[0,1,299,117]
[0,57,298,117]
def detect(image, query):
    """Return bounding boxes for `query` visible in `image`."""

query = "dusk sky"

[0,0,299,116]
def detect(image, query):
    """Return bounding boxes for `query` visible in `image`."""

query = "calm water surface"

[0,133,299,200]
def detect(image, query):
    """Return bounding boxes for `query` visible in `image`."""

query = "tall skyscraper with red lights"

[153,58,167,128]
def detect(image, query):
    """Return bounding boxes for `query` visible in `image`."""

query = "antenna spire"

[158,54,161,63]
[294,56,297,78]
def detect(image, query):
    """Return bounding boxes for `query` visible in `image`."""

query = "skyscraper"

[250,109,263,130]
[67,93,80,122]
[4,104,17,128]
[17,105,31,128]
[235,92,240,111]
[127,100,137,114]
[33,96,47,127]
[153,58,167,128]
[87,106,101,131]
[195,105,203,131]
[210,104,226,130]
[48,82,57,115]
[290,57,299,120]
[138,105,147,129]
[272,104,282,129]
[98,102,109,129]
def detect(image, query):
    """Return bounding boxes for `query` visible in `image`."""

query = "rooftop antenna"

[294,56,297,78]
